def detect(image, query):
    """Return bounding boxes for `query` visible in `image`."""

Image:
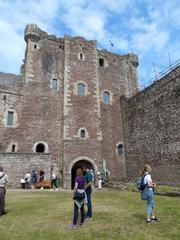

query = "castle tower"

[0,24,138,188]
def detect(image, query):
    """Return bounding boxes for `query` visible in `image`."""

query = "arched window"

[77,83,85,96]
[36,143,45,153]
[117,144,124,155]
[80,129,86,139]
[103,91,110,104]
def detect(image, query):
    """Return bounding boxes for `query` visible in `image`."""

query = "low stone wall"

[0,153,51,188]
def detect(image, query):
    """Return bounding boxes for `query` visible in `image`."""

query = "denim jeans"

[73,202,84,225]
[85,188,92,218]
[147,189,154,214]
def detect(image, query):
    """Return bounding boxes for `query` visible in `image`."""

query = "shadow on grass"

[131,213,145,221]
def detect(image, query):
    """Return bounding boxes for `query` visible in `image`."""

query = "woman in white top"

[141,164,160,223]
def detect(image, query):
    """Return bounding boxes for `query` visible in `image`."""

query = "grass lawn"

[0,188,180,240]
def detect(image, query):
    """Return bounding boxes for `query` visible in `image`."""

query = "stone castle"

[0,24,179,188]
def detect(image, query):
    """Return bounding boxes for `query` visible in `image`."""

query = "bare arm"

[147,181,156,188]
[73,182,78,193]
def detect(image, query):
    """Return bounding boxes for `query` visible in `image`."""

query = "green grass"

[0,188,180,240]
[127,183,180,193]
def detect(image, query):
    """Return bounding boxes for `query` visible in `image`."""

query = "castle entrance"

[71,160,94,189]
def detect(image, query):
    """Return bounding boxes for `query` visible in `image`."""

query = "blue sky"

[0,0,179,87]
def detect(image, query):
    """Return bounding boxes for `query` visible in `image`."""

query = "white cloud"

[0,0,60,73]
[0,0,179,87]
[130,22,169,54]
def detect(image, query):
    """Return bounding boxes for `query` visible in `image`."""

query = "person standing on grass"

[0,166,8,216]
[24,171,31,189]
[141,164,160,224]
[39,170,45,190]
[69,168,86,229]
[31,170,37,190]
[83,165,93,220]
[51,168,58,191]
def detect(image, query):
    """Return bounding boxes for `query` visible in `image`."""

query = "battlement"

[24,23,41,42]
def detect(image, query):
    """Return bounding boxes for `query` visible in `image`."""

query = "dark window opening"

[34,44,37,49]
[80,53,83,60]
[7,111,14,126]
[117,144,124,155]
[12,145,16,152]
[3,95,7,101]
[99,58,104,67]
[80,129,86,139]
[59,44,64,49]
[36,143,45,153]
[71,160,94,189]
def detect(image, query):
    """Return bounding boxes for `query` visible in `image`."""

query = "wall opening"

[77,83,85,96]
[36,143,45,153]
[7,111,14,126]
[103,91,110,104]
[80,129,85,139]
[71,160,94,189]
[11,144,16,153]
[99,58,104,67]
[117,144,124,155]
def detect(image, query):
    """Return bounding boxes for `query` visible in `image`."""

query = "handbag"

[73,190,85,201]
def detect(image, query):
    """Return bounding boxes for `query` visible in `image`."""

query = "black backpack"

[136,174,147,191]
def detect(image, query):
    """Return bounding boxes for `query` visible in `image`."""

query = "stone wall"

[0,153,51,188]
[0,24,139,188]
[121,66,180,186]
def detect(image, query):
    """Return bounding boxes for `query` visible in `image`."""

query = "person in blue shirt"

[83,165,93,220]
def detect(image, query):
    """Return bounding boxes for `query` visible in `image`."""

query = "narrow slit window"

[52,79,58,91]
[77,83,85,96]
[7,111,14,126]
[99,58,104,67]
[80,53,83,60]
[12,145,16,152]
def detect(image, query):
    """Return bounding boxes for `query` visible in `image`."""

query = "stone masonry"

[0,24,138,188]
[121,66,180,185]
[0,23,179,188]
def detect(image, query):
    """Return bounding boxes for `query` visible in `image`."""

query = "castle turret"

[24,23,41,42]
[128,53,139,67]
[23,24,41,82]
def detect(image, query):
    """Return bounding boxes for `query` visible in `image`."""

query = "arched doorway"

[71,160,94,189]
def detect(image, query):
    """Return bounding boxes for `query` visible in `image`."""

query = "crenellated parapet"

[24,23,41,42]
[127,53,139,67]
